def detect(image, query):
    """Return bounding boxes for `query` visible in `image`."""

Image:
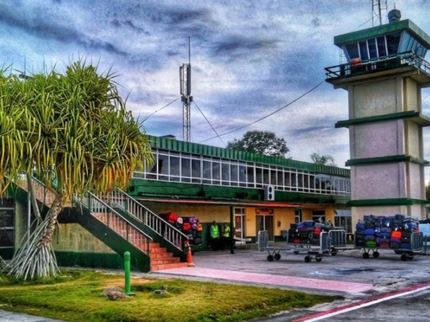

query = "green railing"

[107,189,188,252]
[24,176,153,255]
[74,190,153,255]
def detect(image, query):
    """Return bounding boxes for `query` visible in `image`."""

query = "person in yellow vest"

[209,221,220,251]
[222,222,231,250]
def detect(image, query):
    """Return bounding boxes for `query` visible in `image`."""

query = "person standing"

[222,222,231,250]
[210,221,220,250]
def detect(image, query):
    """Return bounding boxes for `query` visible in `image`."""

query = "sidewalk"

[151,245,430,297]
[150,247,373,295]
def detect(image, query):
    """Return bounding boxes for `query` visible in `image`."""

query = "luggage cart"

[355,231,424,261]
[258,229,346,263]
[328,229,348,256]
[393,232,425,261]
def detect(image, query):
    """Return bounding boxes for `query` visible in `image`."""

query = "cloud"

[1,0,430,181]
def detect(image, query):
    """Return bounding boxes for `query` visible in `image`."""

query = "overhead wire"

[192,100,227,147]
[144,16,371,144]
[199,80,325,143]
[142,97,181,122]
[198,14,375,144]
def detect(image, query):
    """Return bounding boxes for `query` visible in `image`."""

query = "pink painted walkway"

[159,267,374,294]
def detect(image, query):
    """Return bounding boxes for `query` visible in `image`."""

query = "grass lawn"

[0,269,343,322]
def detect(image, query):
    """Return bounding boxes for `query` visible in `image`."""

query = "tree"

[0,62,154,280]
[310,153,336,167]
[226,131,289,157]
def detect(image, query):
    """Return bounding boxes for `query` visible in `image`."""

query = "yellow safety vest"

[223,226,230,237]
[210,224,219,238]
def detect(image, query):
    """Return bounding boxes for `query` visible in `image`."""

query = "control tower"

[325,9,430,222]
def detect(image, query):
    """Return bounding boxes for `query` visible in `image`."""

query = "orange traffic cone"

[187,246,195,267]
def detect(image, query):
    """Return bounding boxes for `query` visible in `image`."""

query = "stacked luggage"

[355,214,419,249]
[158,213,203,246]
[181,217,203,246]
[288,220,333,245]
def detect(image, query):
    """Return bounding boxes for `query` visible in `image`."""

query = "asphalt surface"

[1,243,430,321]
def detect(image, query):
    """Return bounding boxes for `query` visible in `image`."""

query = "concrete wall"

[53,223,115,253]
[347,74,426,221]
[352,78,398,118]
[351,120,404,158]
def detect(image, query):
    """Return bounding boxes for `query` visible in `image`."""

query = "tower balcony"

[325,51,430,88]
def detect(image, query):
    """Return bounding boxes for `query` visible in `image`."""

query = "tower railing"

[325,51,430,79]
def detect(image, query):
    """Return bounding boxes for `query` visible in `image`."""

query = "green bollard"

[124,251,135,296]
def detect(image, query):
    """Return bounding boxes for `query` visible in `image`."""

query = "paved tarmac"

[1,243,430,321]
[155,245,430,297]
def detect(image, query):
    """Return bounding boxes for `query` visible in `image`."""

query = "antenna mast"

[179,37,193,142]
[372,0,388,26]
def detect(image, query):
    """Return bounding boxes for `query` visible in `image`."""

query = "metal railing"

[105,189,188,252]
[17,175,153,255]
[74,191,153,255]
[325,51,430,80]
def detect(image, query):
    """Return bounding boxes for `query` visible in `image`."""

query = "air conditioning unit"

[264,185,275,201]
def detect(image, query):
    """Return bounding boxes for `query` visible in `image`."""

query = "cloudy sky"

[2,0,430,178]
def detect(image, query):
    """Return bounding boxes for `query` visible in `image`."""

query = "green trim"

[346,155,429,166]
[347,198,427,207]
[55,251,125,270]
[148,135,350,177]
[334,19,430,48]
[129,179,350,206]
[335,111,430,128]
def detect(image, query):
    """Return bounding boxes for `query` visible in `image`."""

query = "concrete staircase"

[16,176,189,271]
[92,211,188,270]
[149,243,189,271]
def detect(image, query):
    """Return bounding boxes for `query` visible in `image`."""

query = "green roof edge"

[334,19,430,48]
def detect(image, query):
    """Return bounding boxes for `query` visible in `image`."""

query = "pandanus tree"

[0,62,154,280]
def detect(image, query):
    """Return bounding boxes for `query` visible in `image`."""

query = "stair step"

[151,262,190,271]
[150,252,173,259]
[149,247,167,254]
[151,257,181,265]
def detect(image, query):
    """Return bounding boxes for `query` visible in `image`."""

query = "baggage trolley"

[355,231,424,261]
[258,229,346,263]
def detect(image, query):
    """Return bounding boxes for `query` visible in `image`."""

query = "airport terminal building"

[0,135,352,269]
[129,135,352,243]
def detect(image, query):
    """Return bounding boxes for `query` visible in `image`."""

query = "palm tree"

[1,62,153,280]
[310,153,336,166]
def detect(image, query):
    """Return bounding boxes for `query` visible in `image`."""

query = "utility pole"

[179,37,193,142]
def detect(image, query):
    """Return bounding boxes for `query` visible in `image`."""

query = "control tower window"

[368,38,378,59]
[377,36,387,56]
[359,41,369,60]
[399,31,427,57]
[345,43,359,60]
[386,32,401,55]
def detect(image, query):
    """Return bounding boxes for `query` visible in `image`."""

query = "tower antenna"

[372,0,388,26]
[179,37,193,142]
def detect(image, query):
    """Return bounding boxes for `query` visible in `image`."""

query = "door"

[234,208,245,239]
[256,215,274,241]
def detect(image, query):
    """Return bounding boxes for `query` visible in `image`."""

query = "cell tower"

[372,0,388,26]
[179,38,193,142]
